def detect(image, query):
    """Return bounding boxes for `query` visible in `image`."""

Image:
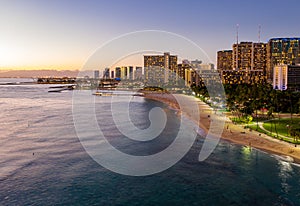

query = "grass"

[263,118,300,137]
[246,119,300,144]
[261,118,300,144]
[248,124,266,134]
[231,116,252,124]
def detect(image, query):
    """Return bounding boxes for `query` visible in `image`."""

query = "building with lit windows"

[253,43,267,71]
[183,60,217,87]
[221,70,265,85]
[273,64,300,91]
[218,41,267,84]
[217,50,233,72]
[232,42,267,71]
[177,60,191,81]
[184,67,199,87]
[113,66,134,80]
[144,52,177,85]
[267,38,300,81]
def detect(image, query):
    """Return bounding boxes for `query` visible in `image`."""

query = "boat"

[48,89,63,93]
[92,91,113,96]
[93,92,102,96]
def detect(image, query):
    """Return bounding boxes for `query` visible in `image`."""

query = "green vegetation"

[263,118,300,143]
[248,124,267,134]
[191,83,300,144]
[191,83,300,117]
[142,86,167,92]
[248,121,300,144]
[231,115,253,124]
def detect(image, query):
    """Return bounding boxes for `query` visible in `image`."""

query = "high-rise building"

[128,66,134,80]
[115,67,121,79]
[134,67,143,80]
[221,70,265,85]
[144,52,178,85]
[114,66,136,80]
[218,41,267,84]
[267,38,300,81]
[181,60,216,87]
[111,70,115,79]
[232,42,267,71]
[177,60,190,81]
[103,68,110,79]
[184,67,197,86]
[94,70,100,79]
[120,66,128,79]
[253,43,267,71]
[217,50,233,71]
[273,63,300,91]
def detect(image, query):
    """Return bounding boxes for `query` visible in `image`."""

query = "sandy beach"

[143,92,300,163]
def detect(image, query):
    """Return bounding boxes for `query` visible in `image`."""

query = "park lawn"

[248,124,268,134]
[263,118,300,138]
[248,122,299,144]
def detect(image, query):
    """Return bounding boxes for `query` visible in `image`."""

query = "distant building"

[94,70,100,79]
[111,70,115,78]
[144,52,177,85]
[103,68,110,79]
[115,67,121,78]
[177,60,190,81]
[273,64,300,91]
[218,41,267,84]
[113,66,135,80]
[253,43,267,71]
[120,66,128,80]
[267,38,300,81]
[232,42,267,71]
[128,66,134,80]
[134,67,143,80]
[221,70,265,85]
[182,60,216,87]
[184,67,196,86]
[217,50,233,71]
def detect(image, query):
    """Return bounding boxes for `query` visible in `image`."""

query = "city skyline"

[1,0,300,70]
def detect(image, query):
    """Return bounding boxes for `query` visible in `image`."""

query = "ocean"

[0,78,300,206]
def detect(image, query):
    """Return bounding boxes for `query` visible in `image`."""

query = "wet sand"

[143,92,300,163]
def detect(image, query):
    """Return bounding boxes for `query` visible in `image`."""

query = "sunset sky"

[1,0,299,71]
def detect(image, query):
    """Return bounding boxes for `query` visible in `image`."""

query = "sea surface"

[0,78,300,206]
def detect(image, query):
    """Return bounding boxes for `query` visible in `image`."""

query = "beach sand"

[143,92,300,163]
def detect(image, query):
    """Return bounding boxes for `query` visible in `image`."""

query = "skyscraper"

[128,66,134,80]
[103,68,110,79]
[273,64,300,91]
[267,38,300,81]
[134,67,143,80]
[232,42,267,71]
[94,70,100,79]
[144,52,178,85]
[217,41,267,84]
[217,50,233,72]
[115,67,121,79]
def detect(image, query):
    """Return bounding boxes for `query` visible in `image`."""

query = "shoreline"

[143,92,300,164]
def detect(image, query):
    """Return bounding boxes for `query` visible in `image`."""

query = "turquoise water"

[0,80,300,205]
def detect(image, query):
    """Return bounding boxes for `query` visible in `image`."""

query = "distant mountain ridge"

[0,70,80,78]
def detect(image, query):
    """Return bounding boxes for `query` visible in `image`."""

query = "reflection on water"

[278,160,293,193]
[0,79,300,205]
